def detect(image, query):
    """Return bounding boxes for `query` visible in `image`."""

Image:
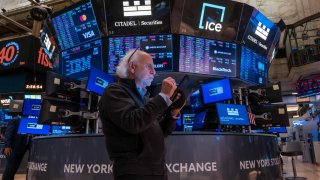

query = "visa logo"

[82,30,95,39]
[227,108,239,116]
[31,104,41,110]
[95,77,108,88]
[209,87,223,96]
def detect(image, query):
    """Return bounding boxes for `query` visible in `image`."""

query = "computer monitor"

[179,35,237,77]
[45,71,80,100]
[108,34,173,73]
[0,108,12,124]
[296,77,320,98]
[216,103,250,126]
[240,45,269,84]
[8,100,24,113]
[51,0,101,50]
[22,99,41,116]
[268,126,287,133]
[193,111,206,130]
[248,82,282,104]
[60,39,104,80]
[86,67,114,95]
[18,118,50,135]
[189,90,203,112]
[38,98,80,125]
[251,104,289,127]
[201,78,232,106]
[51,125,72,135]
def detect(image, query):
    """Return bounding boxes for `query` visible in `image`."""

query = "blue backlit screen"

[216,103,249,126]
[241,8,280,58]
[61,39,103,80]
[108,34,173,73]
[0,108,12,123]
[18,118,50,135]
[189,90,203,111]
[268,126,287,133]
[52,125,71,135]
[86,67,114,95]
[179,35,237,77]
[201,78,232,105]
[52,0,101,50]
[22,99,41,116]
[240,46,268,84]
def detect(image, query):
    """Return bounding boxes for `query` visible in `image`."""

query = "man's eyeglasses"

[127,47,140,63]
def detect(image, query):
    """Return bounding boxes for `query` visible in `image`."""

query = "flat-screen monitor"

[86,67,115,95]
[40,19,60,60]
[108,34,173,73]
[268,126,287,133]
[38,98,80,125]
[296,77,320,98]
[9,100,24,113]
[216,103,249,126]
[201,78,232,105]
[179,35,237,77]
[251,104,289,127]
[60,39,104,80]
[240,45,268,84]
[52,0,101,50]
[105,0,171,36]
[51,125,72,135]
[45,71,80,101]
[240,6,281,58]
[0,108,12,124]
[179,0,243,42]
[22,99,41,116]
[18,118,50,135]
[193,111,206,130]
[248,82,282,104]
[189,90,203,112]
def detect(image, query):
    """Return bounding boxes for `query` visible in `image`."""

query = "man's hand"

[3,147,12,156]
[161,77,177,98]
[171,92,186,117]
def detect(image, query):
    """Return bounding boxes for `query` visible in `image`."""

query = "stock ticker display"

[52,0,101,50]
[108,34,173,73]
[61,39,103,80]
[296,77,320,98]
[179,35,237,77]
[240,46,268,84]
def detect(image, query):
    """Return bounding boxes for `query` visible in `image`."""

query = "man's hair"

[116,49,143,78]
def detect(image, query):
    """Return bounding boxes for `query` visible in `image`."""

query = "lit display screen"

[18,118,50,135]
[216,103,249,126]
[61,39,103,80]
[296,77,320,98]
[108,34,173,73]
[201,78,232,105]
[179,35,237,77]
[52,0,101,50]
[86,67,114,95]
[0,108,12,123]
[22,99,41,116]
[240,46,268,84]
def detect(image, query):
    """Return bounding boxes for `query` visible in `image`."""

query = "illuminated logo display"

[123,0,152,17]
[0,42,20,67]
[198,3,225,32]
[37,47,52,69]
[0,99,11,106]
[227,108,239,116]
[79,14,87,22]
[95,77,108,88]
[82,30,95,39]
[255,22,270,40]
[209,87,223,96]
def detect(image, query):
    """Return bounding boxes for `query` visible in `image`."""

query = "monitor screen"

[60,39,104,80]
[22,99,41,116]
[108,34,173,73]
[268,126,287,133]
[40,19,59,60]
[18,118,50,135]
[251,104,289,127]
[240,7,280,58]
[86,67,115,95]
[296,77,320,98]
[240,45,268,84]
[193,111,206,130]
[0,108,12,124]
[216,103,249,126]
[190,90,203,112]
[179,35,237,77]
[105,0,171,36]
[51,125,72,135]
[52,0,101,50]
[201,78,232,105]
[179,0,243,41]
[9,100,24,113]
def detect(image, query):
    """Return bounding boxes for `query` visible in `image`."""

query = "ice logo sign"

[255,22,270,40]
[123,0,152,17]
[227,108,239,116]
[198,3,225,32]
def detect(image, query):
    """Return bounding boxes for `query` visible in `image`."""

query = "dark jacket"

[99,79,177,177]
[4,118,28,151]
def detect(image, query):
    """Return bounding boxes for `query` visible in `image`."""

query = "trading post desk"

[27,132,281,180]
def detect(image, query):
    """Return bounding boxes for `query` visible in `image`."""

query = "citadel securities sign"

[106,0,171,35]
[27,134,282,180]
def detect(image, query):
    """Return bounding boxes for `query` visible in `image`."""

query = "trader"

[99,49,185,180]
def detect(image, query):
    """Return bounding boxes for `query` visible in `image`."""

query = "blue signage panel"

[86,67,114,95]
[201,78,232,105]
[216,103,250,126]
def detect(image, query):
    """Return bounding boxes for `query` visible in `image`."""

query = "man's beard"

[141,76,154,87]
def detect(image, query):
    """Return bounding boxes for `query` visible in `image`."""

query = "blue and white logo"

[123,0,152,17]
[198,3,225,32]
[227,108,239,116]
[255,22,270,40]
